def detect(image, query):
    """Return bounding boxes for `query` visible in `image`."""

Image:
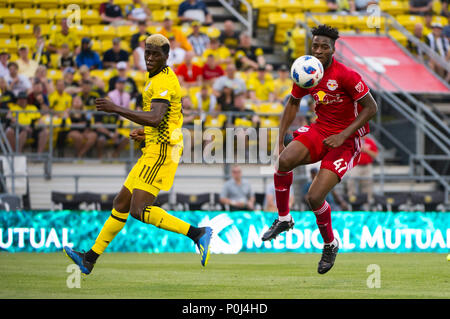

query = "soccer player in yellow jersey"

[64,34,213,275]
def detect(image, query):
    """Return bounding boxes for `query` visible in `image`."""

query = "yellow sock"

[142,205,190,235]
[91,208,129,255]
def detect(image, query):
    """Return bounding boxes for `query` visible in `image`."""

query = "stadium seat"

[151,10,177,23]
[388,29,408,46]
[0,38,18,54]
[11,24,35,39]
[22,8,51,25]
[347,193,368,211]
[175,193,211,211]
[0,193,22,211]
[47,69,63,81]
[143,0,163,11]
[51,191,83,210]
[384,192,410,211]
[268,12,296,44]
[85,0,104,10]
[164,0,183,12]
[200,26,221,39]
[302,0,328,13]
[112,0,130,11]
[395,14,424,32]
[72,24,92,39]
[33,0,59,9]
[17,38,35,51]
[379,1,408,16]
[90,24,118,41]
[49,8,72,24]
[90,69,115,83]
[204,114,227,128]
[259,117,279,128]
[90,39,102,53]
[80,9,101,25]
[40,23,61,38]
[0,0,7,7]
[252,0,278,28]
[278,0,303,14]
[116,24,139,41]
[0,24,11,39]
[0,8,23,24]
[317,14,347,30]
[58,0,86,9]
[257,102,283,115]
[7,0,29,9]
[234,118,253,128]
[411,191,445,211]
[127,69,146,87]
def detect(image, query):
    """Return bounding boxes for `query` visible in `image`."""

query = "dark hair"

[311,24,340,44]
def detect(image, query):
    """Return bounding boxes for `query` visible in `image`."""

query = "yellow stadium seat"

[302,0,328,13]
[0,38,18,53]
[11,24,35,39]
[278,0,303,14]
[260,117,279,128]
[22,8,51,25]
[49,8,72,24]
[90,39,102,53]
[47,69,63,81]
[317,14,347,29]
[90,24,118,41]
[58,0,86,9]
[142,0,163,11]
[258,102,284,115]
[33,0,59,9]
[90,69,114,83]
[268,12,296,44]
[204,114,227,128]
[379,1,408,16]
[253,0,278,28]
[0,8,23,24]
[40,24,61,37]
[346,15,370,31]
[234,118,253,128]
[164,0,183,12]
[395,14,424,32]
[200,26,221,38]
[389,29,408,46]
[293,12,305,24]
[431,15,447,25]
[0,24,11,39]
[17,38,35,51]
[80,9,101,25]
[127,69,146,87]
[86,0,105,10]
[151,9,177,22]
[148,25,164,34]
[7,0,29,9]
[116,24,139,41]
[72,24,91,39]
[0,0,7,8]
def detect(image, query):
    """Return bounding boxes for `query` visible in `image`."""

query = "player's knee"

[278,153,293,172]
[305,191,324,210]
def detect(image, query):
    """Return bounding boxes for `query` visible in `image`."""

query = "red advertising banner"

[336,35,449,94]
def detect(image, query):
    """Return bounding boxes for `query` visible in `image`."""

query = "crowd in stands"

[0,0,313,159]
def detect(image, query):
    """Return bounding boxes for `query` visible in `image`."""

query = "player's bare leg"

[262,140,311,241]
[305,168,340,274]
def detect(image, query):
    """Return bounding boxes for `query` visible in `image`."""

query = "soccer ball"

[290,55,324,89]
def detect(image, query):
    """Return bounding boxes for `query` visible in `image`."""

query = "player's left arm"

[95,97,168,127]
[323,92,377,148]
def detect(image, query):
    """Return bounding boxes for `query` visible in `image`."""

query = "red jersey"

[358,137,378,165]
[291,57,370,138]
[202,64,224,81]
[175,63,203,83]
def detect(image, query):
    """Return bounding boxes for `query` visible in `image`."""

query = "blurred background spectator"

[176,51,203,88]
[133,35,147,72]
[130,20,151,51]
[109,62,139,101]
[16,45,39,80]
[235,32,265,70]
[47,18,80,56]
[220,165,255,211]
[409,0,434,16]
[125,0,151,24]
[5,62,31,97]
[76,38,103,70]
[0,51,10,79]
[219,20,240,54]
[100,0,128,25]
[264,182,294,212]
[103,37,130,69]
[188,21,210,56]
[178,0,213,25]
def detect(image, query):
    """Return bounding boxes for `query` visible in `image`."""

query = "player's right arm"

[278,95,301,154]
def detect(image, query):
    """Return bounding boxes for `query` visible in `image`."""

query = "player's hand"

[323,133,346,149]
[130,128,145,142]
[95,98,117,113]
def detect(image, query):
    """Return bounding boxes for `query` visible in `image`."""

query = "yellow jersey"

[8,104,41,126]
[142,66,183,147]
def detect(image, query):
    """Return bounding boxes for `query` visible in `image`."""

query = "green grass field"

[0,253,448,299]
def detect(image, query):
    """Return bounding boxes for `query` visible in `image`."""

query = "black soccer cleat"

[317,241,339,275]
[261,218,295,241]
[64,246,95,275]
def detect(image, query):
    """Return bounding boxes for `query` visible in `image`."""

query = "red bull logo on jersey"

[327,79,338,91]
[313,91,344,104]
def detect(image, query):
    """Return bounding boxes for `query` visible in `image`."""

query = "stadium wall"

[0,211,449,253]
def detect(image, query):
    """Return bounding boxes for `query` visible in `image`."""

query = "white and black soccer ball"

[290,55,324,89]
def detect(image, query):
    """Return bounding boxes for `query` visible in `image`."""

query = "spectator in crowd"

[99,0,127,25]
[47,18,80,55]
[65,95,97,158]
[202,54,224,85]
[303,168,349,211]
[178,0,213,25]
[441,0,449,17]
[27,79,49,113]
[5,91,48,154]
[353,0,378,11]
[219,20,240,54]
[133,35,147,72]
[220,165,255,211]
[31,28,51,68]
[409,0,433,16]
[273,64,292,102]
[181,95,198,125]
[407,23,426,57]
[216,80,235,112]
[125,0,151,23]
[103,37,129,69]
[58,43,76,71]
[264,181,294,212]
[107,77,131,110]
[78,79,101,111]
[108,62,139,100]
[346,135,378,207]
[248,66,275,103]
[212,63,246,98]
[194,84,217,121]
[425,22,449,77]
[94,109,128,159]
[76,38,103,70]
[49,79,72,114]
[0,77,15,126]
[167,36,187,68]
[232,92,260,127]
[160,17,194,52]
[326,0,355,12]
[63,67,80,95]
[188,20,210,56]
[16,45,39,80]
[34,65,54,96]
[235,32,265,70]
[130,20,151,51]
[0,51,9,79]
[5,62,32,97]
[202,36,232,69]
[176,50,203,88]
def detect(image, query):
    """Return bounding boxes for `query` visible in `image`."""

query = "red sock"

[274,170,293,217]
[313,201,334,244]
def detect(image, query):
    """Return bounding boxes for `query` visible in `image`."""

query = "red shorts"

[292,124,362,180]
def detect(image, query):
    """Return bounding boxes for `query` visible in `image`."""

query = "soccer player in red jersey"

[261,25,378,274]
